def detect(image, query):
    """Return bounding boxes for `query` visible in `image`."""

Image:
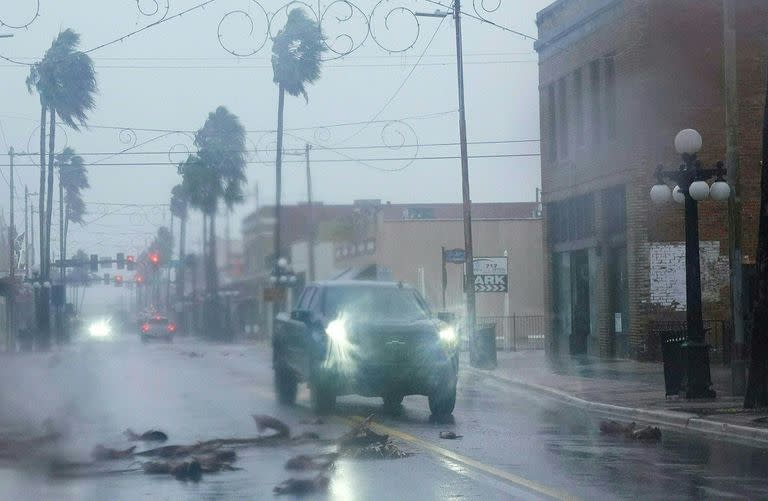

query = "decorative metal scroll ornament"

[472,0,501,20]
[118,128,138,149]
[216,0,421,60]
[135,0,170,22]
[24,124,70,167]
[168,140,194,165]
[0,0,40,29]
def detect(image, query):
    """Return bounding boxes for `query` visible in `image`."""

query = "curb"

[461,364,768,446]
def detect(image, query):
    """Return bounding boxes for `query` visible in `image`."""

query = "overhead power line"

[3,139,540,158]
[1,153,540,168]
[422,0,538,41]
[0,110,457,135]
[0,59,536,70]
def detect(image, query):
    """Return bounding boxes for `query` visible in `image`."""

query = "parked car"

[273,281,459,416]
[139,316,176,342]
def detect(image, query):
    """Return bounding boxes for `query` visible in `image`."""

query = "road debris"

[599,420,661,441]
[274,473,330,496]
[336,416,412,459]
[252,415,291,438]
[91,445,136,461]
[599,420,636,436]
[0,431,61,459]
[439,431,462,439]
[631,426,662,441]
[180,351,203,358]
[143,459,203,481]
[285,452,339,471]
[125,429,168,442]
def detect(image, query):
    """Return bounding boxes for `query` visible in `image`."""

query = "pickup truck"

[273,280,459,416]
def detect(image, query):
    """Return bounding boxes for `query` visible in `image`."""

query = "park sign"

[472,256,508,293]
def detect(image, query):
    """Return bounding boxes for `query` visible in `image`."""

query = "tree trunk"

[273,84,285,315]
[274,84,285,279]
[208,210,218,296]
[745,66,768,408]
[38,104,46,280]
[45,108,56,281]
[36,103,47,348]
[176,214,186,304]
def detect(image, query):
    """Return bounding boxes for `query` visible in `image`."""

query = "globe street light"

[649,128,731,399]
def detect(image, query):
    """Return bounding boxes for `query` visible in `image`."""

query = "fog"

[0,0,547,261]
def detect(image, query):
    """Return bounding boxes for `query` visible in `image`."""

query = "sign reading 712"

[471,257,509,293]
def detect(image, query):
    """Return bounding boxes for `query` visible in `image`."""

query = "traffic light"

[90,254,99,272]
[126,255,135,271]
[149,252,160,267]
[115,275,123,287]
[135,274,144,284]
[117,253,125,270]
[103,273,110,285]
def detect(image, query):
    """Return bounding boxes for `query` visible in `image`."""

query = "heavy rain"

[1,1,768,500]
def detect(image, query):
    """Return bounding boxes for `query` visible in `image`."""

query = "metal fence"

[647,320,732,365]
[476,315,546,351]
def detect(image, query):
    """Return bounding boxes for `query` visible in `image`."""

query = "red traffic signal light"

[126,255,136,271]
[149,252,160,266]
[135,275,144,284]
[115,275,124,287]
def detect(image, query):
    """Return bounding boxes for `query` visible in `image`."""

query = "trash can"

[471,324,497,369]
[661,332,686,396]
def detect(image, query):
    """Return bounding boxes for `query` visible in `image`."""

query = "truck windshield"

[323,286,430,321]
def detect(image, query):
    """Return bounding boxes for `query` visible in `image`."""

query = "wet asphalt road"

[1,334,768,500]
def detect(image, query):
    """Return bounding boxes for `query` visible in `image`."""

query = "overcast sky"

[0,0,550,259]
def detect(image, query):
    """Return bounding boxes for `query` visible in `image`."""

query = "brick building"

[536,0,768,359]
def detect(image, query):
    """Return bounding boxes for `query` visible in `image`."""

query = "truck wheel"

[274,364,297,405]
[428,369,457,416]
[310,378,336,414]
[382,394,404,414]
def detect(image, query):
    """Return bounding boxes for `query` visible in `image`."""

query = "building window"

[547,84,557,161]
[603,185,626,235]
[557,77,568,158]
[574,68,584,147]
[549,193,595,244]
[589,59,602,146]
[604,55,616,141]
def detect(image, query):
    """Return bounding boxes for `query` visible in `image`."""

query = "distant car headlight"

[325,318,348,343]
[439,327,457,344]
[88,320,112,338]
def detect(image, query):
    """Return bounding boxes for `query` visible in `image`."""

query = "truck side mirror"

[291,309,311,324]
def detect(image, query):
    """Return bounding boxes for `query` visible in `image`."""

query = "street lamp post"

[650,128,731,399]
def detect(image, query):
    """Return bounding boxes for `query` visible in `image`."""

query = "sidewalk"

[462,350,768,445]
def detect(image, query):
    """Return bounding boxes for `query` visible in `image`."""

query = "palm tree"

[193,106,247,300]
[181,107,247,340]
[271,9,326,279]
[170,184,188,306]
[26,29,97,347]
[56,147,89,281]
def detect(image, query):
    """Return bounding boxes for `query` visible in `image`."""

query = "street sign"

[471,256,508,293]
[263,287,286,303]
[444,248,466,264]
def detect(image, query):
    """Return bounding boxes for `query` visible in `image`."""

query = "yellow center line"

[337,415,578,501]
[250,374,575,500]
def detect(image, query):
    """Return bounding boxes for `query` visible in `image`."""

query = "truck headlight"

[439,327,457,344]
[326,318,348,344]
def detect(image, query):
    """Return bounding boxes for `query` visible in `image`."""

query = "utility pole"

[8,148,15,351]
[415,0,477,362]
[453,0,477,362]
[305,144,316,283]
[24,186,29,279]
[58,158,65,344]
[724,0,746,395]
